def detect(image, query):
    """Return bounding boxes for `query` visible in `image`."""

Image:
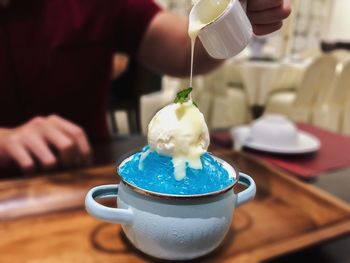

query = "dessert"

[118,88,234,195]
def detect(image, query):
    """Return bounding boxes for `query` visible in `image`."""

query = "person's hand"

[0,115,91,173]
[247,0,291,35]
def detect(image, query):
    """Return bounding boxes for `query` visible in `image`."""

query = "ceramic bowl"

[85,157,256,260]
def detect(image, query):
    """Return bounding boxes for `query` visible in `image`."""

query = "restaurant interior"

[112,0,350,136]
[1,0,350,262]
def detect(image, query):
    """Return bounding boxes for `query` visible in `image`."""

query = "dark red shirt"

[0,0,160,139]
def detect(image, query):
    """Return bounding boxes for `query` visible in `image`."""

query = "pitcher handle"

[85,184,133,225]
[236,173,256,207]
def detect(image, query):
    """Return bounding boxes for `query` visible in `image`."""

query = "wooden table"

[0,136,349,262]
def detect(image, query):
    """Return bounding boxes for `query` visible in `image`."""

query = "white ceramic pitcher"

[189,0,252,59]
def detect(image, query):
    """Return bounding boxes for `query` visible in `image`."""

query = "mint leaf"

[174,87,199,108]
[174,87,192,104]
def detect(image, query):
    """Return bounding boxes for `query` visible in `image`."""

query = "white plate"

[244,131,321,154]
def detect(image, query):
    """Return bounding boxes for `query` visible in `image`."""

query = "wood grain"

[0,151,349,263]
[0,165,119,220]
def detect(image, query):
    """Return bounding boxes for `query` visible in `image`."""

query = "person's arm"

[0,115,91,173]
[138,0,291,77]
[138,12,214,77]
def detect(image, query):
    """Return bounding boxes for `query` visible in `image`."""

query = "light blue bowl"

[85,157,256,260]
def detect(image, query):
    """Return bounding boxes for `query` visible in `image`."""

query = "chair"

[210,87,251,129]
[312,60,350,132]
[264,90,296,116]
[201,64,251,129]
[224,60,244,88]
[202,65,227,95]
[288,55,337,122]
[341,101,350,136]
[330,49,350,64]
[264,62,306,116]
[109,59,161,134]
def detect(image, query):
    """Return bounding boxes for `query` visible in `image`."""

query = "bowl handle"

[85,184,133,225]
[236,173,256,207]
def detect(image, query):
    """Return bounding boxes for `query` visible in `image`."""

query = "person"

[0,0,291,173]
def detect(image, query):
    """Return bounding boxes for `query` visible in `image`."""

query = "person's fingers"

[48,115,91,163]
[248,5,291,25]
[248,0,283,12]
[252,22,283,35]
[22,134,57,170]
[39,122,77,167]
[0,115,91,172]
[5,140,35,173]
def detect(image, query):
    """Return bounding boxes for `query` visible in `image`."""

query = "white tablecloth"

[231,60,309,106]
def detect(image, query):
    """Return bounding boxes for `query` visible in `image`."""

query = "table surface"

[1,135,350,262]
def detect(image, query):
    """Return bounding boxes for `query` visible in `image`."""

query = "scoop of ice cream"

[148,101,209,156]
[147,100,210,180]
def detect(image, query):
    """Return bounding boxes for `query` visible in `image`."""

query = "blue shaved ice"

[118,146,233,195]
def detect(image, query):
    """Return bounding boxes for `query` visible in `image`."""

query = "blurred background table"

[0,135,349,262]
[233,59,309,107]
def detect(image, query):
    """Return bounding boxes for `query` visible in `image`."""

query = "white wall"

[323,0,350,43]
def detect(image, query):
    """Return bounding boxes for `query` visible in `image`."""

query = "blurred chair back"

[202,66,226,95]
[201,64,250,129]
[210,87,251,129]
[330,49,350,64]
[263,62,309,117]
[224,61,244,88]
[341,101,350,136]
[338,62,350,135]
[312,60,350,132]
[109,59,161,134]
[329,60,350,106]
[289,55,337,122]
